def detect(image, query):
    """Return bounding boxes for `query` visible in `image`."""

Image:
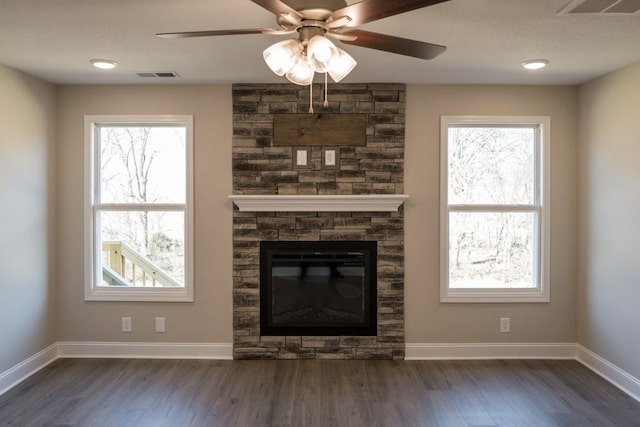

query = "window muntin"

[440,116,550,303]
[85,116,193,302]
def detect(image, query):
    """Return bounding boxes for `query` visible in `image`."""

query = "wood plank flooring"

[1,358,639,426]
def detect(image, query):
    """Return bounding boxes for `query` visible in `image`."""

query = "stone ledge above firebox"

[229,194,409,212]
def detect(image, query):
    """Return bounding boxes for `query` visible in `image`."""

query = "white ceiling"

[0,0,639,86]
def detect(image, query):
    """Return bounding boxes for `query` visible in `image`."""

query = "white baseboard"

[576,344,640,403]
[0,343,58,396]
[405,342,577,360]
[57,341,233,360]
[404,342,639,403]
[1,341,232,396]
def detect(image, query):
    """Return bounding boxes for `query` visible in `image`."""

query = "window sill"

[85,287,193,302]
[441,289,550,303]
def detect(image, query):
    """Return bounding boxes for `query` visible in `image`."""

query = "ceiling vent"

[136,72,181,78]
[559,0,640,14]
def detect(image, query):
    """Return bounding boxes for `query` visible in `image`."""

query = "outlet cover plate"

[155,317,166,333]
[500,317,510,333]
[121,317,132,333]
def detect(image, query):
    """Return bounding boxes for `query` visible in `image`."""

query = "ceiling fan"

[157,0,450,86]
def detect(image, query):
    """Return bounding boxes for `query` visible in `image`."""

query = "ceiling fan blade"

[330,0,451,27]
[156,29,274,39]
[250,0,303,20]
[340,29,446,60]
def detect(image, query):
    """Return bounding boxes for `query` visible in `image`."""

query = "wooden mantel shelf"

[228,194,409,212]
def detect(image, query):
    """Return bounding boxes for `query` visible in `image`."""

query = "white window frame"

[440,116,550,303]
[84,115,194,302]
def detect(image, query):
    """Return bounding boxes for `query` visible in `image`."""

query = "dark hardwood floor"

[1,358,639,426]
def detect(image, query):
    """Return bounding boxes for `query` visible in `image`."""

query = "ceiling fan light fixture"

[521,59,549,70]
[90,59,118,70]
[307,35,339,73]
[157,0,452,92]
[263,39,303,76]
[328,48,357,82]
[285,54,315,86]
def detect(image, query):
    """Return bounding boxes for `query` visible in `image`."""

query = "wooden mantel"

[228,194,409,212]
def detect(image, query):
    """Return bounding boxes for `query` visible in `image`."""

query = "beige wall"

[405,85,578,343]
[56,85,233,342]
[0,64,57,371]
[5,62,637,376]
[55,83,578,346]
[577,64,640,379]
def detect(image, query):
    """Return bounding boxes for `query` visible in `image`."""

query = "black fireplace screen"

[260,241,377,336]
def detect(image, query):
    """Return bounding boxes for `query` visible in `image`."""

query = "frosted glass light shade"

[328,48,357,82]
[263,39,303,76]
[286,55,314,86]
[307,35,338,73]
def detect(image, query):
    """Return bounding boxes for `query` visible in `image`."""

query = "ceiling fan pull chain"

[309,82,314,114]
[324,73,329,108]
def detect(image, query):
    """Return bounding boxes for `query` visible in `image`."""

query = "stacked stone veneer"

[232,83,405,360]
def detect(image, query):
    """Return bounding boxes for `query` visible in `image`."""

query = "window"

[84,116,194,301]
[440,116,550,302]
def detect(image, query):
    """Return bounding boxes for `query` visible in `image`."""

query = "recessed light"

[521,59,549,70]
[91,59,118,70]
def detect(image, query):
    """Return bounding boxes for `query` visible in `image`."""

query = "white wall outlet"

[121,316,132,333]
[500,317,511,333]
[155,317,166,333]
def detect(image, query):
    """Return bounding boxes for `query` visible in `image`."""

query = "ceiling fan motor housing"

[297,24,327,44]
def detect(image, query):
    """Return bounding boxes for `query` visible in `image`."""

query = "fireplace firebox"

[260,241,377,336]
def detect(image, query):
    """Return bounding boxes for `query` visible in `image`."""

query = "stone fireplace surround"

[232,83,405,360]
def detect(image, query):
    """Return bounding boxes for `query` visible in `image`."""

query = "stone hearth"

[232,83,405,360]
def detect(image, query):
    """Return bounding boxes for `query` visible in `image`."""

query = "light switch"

[325,149,336,166]
[296,149,308,166]
[322,147,339,169]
